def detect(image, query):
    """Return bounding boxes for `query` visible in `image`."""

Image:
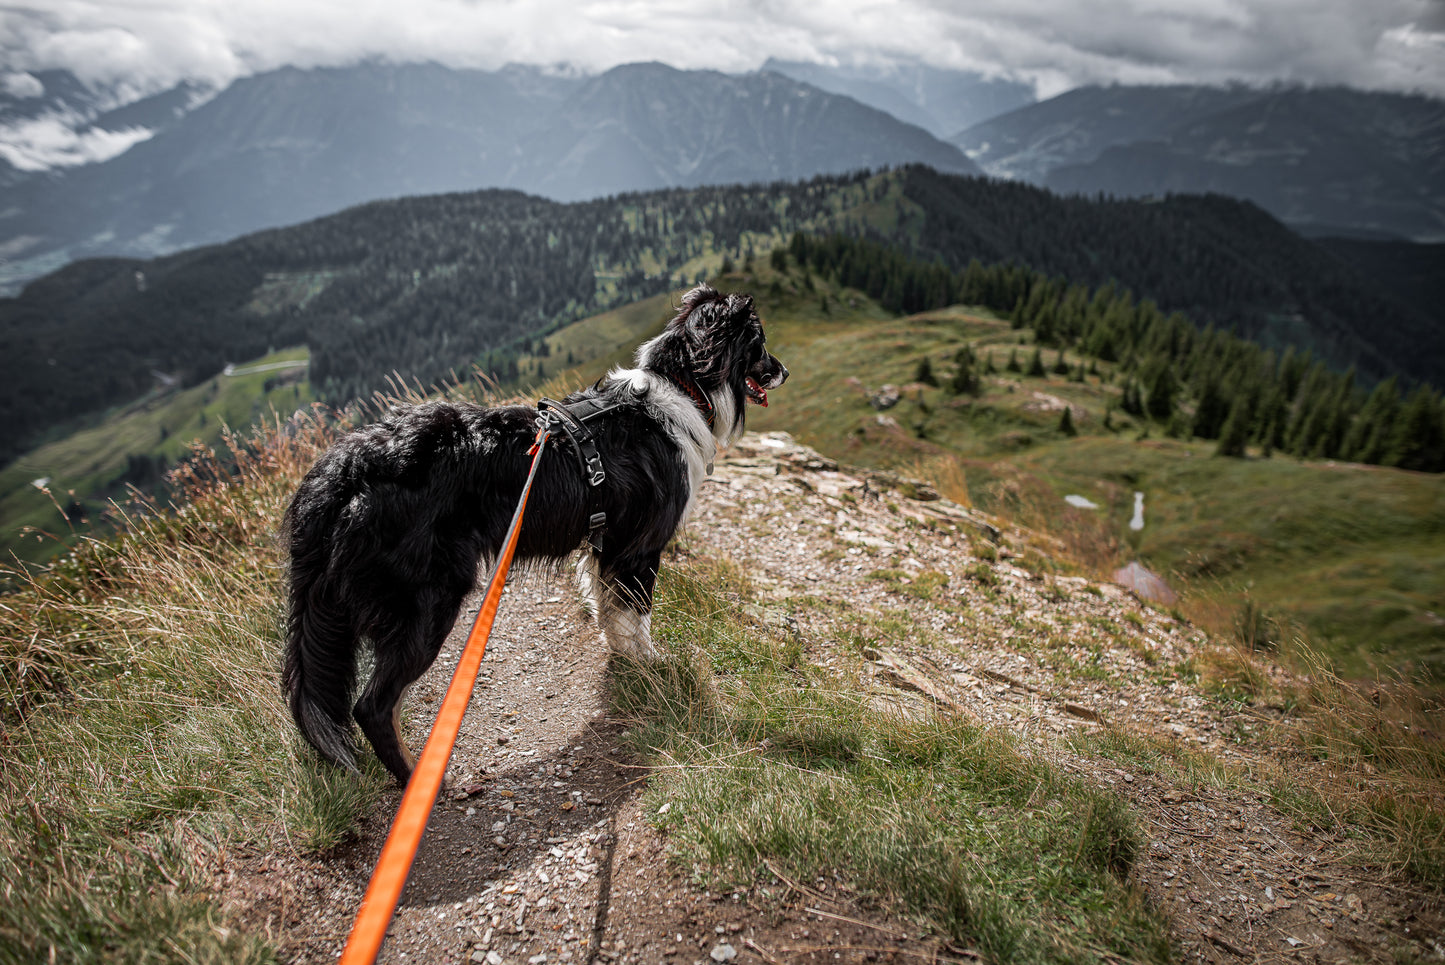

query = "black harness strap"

[536,397,621,555]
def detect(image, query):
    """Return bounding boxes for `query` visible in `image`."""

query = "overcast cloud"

[0,0,1441,168]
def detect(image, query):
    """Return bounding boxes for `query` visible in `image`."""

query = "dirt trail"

[234,432,1443,965]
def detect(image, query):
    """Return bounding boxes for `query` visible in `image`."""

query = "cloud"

[0,0,1440,112]
[1,71,45,98]
[0,111,154,170]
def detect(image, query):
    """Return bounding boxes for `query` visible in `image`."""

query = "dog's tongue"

[746,377,769,407]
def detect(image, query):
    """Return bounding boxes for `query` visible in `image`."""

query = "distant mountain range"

[0,62,978,293]
[953,84,1445,241]
[2,61,1441,296]
[761,58,1034,138]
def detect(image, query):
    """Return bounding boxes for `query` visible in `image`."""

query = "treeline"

[788,232,1445,472]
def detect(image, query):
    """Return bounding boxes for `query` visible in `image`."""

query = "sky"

[2,0,1443,169]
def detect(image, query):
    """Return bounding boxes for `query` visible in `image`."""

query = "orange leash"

[338,426,550,965]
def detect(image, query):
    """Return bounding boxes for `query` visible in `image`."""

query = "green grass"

[1012,436,1445,677]
[0,346,315,566]
[0,416,386,963]
[612,559,1172,963]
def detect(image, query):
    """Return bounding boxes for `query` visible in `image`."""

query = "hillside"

[738,286,1445,678]
[952,85,1445,241]
[0,346,313,567]
[4,167,1438,470]
[0,61,977,292]
[2,405,1441,963]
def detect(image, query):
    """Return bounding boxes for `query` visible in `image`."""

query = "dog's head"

[661,284,786,413]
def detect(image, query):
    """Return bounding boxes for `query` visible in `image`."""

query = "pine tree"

[1005,348,1021,373]
[1191,377,1229,440]
[1144,364,1175,421]
[1215,397,1251,458]
[1058,406,1077,437]
[1341,377,1400,465]
[1384,386,1445,472]
[1027,348,1046,378]
[950,349,979,395]
[983,351,997,375]
[915,356,938,386]
[1051,349,1070,375]
[1118,380,1136,416]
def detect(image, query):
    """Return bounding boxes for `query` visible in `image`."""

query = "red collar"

[668,373,715,429]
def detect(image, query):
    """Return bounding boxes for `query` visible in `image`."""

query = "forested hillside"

[785,231,1445,472]
[893,167,1442,385]
[2,166,1437,465]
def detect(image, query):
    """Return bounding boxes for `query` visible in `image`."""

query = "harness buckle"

[587,512,607,555]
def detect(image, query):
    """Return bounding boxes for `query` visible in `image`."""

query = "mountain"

[0,61,979,293]
[0,69,207,175]
[761,58,1035,138]
[2,167,1437,467]
[897,165,1442,384]
[952,85,1445,241]
[1314,237,1445,325]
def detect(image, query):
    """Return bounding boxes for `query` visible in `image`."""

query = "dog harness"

[536,396,619,555]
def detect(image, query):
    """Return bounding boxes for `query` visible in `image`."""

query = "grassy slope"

[537,266,1445,680]
[2,262,1440,961]
[0,347,314,566]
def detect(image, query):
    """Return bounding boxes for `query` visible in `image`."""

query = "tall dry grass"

[0,406,391,962]
[1194,637,1445,887]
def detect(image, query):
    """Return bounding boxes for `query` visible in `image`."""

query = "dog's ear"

[670,285,725,335]
[671,286,755,339]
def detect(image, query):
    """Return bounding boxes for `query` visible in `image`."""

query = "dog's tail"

[281,476,361,772]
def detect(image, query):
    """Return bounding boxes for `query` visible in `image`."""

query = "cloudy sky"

[2,0,1443,168]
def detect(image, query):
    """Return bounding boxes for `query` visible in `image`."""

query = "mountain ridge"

[953,84,1445,241]
[0,61,978,293]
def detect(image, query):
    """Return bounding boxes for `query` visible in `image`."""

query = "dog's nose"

[774,360,789,386]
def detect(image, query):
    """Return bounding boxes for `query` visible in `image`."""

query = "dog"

[281,285,788,783]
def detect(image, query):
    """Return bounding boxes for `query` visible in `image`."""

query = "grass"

[0,413,386,963]
[612,557,1173,963]
[1190,639,1445,888]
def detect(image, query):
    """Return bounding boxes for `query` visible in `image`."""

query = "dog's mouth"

[745,376,769,407]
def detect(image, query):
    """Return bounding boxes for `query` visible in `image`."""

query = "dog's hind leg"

[353,587,465,785]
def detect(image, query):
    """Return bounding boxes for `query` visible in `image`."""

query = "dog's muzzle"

[745,355,789,407]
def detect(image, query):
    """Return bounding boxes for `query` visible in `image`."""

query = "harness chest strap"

[536,397,615,553]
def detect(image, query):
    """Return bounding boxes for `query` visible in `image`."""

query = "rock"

[869,385,901,410]
[710,944,738,962]
[1063,702,1102,722]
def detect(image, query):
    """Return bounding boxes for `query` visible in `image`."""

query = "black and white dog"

[282,285,788,783]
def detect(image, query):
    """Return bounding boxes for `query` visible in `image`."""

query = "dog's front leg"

[580,551,661,660]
